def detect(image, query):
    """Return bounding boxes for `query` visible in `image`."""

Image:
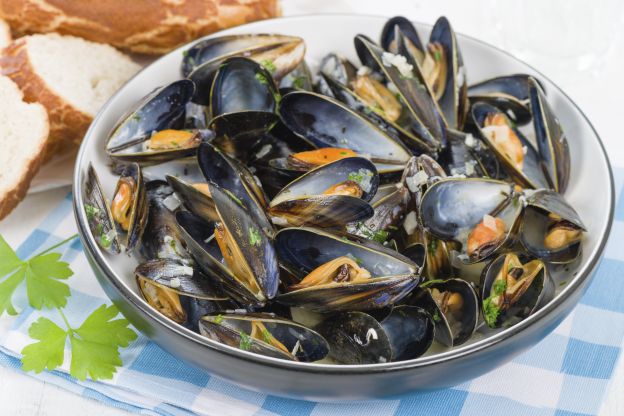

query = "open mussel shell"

[315,305,434,364]
[480,253,555,328]
[354,34,446,150]
[268,157,378,227]
[184,34,305,103]
[83,163,121,254]
[318,73,433,155]
[108,129,212,165]
[408,279,478,347]
[141,180,191,261]
[279,60,314,92]
[427,16,468,130]
[279,91,411,173]
[468,74,539,125]
[106,80,195,156]
[438,129,499,178]
[420,178,523,263]
[472,102,550,190]
[209,57,279,141]
[112,163,149,253]
[529,78,570,193]
[200,312,329,362]
[269,157,379,227]
[520,189,586,264]
[380,16,424,58]
[275,228,421,312]
[177,182,280,305]
[319,53,358,86]
[136,258,232,331]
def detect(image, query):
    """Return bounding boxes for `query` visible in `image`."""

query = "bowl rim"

[73,13,615,375]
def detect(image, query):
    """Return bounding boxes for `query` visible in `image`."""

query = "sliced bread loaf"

[0,75,49,219]
[0,34,140,158]
[0,19,11,48]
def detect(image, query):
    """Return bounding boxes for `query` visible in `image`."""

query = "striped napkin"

[1,167,623,416]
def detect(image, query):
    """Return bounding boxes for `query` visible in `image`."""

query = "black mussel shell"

[83,163,121,254]
[200,312,329,362]
[381,16,424,56]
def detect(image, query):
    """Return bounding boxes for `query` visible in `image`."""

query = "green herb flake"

[353,256,364,266]
[433,309,441,322]
[434,50,442,62]
[95,223,104,236]
[100,234,112,249]
[420,279,446,289]
[483,297,500,328]
[492,279,507,296]
[262,328,272,344]
[292,76,306,89]
[428,239,438,256]
[348,171,364,184]
[559,280,568,287]
[214,314,224,324]
[260,59,276,73]
[84,204,100,220]
[372,230,389,244]
[131,114,141,122]
[340,151,348,155]
[248,226,262,247]
[239,332,252,351]
[388,225,399,231]
[255,72,269,85]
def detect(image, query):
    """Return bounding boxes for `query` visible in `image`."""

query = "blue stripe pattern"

[0,168,622,416]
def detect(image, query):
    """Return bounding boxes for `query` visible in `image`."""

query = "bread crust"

[0,0,281,54]
[0,37,91,159]
[0,77,49,220]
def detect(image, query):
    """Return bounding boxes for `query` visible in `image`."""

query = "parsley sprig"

[0,234,137,380]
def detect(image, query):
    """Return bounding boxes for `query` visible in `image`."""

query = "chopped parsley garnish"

[292,76,306,89]
[131,114,141,122]
[260,59,276,73]
[239,332,252,350]
[348,171,364,183]
[483,279,507,327]
[434,50,442,62]
[420,279,446,289]
[255,72,269,85]
[559,280,568,286]
[182,50,188,57]
[84,204,100,220]
[95,223,104,235]
[372,230,389,244]
[483,297,500,328]
[261,328,272,344]
[214,314,224,324]
[388,225,399,231]
[248,226,262,247]
[433,309,441,322]
[428,239,438,255]
[100,233,112,249]
[340,151,348,155]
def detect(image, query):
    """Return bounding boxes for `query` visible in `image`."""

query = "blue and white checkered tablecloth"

[1,167,623,416]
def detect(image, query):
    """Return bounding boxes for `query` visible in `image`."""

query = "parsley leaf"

[260,59,276,73]
[21,317,67,373]
[0,235,23,276]
[262,328,272,344]
[69,305,137,381]
[239,332,252,350]
[0,268,26,315]
[255,72,269,85]
[292,76,306,89]
[248,227,262,247]
[483,297,500,328]
[26,252,72,309]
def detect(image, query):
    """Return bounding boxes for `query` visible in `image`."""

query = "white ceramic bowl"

[73,15,614,399]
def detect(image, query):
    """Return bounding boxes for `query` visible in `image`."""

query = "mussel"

[176,182,279,306]
[408,279,478,346]
[275,227,421,312]
[106,80,198,164]
[209,57,280,144]
[136,259,231,331]
[480,252,554,328]
[316,306,434,364]
[268,157,378,227]
[279,91,412,173]
[83,164,121,254]
[199,312,329,361]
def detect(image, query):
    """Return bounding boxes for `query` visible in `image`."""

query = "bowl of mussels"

[73,14,614,399]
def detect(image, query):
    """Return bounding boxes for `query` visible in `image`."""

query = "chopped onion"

[405,170,428,193]
[169,277,181,288]
[403,211,418,235]
[163,193,181,211]
[483,214,498,231]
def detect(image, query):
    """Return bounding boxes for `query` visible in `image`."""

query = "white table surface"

[1,0,623,414]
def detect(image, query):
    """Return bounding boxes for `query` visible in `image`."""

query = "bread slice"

[0,0,281,54]
[0,34,140,158]
[0,19,11,49]
[0,75,49,219]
